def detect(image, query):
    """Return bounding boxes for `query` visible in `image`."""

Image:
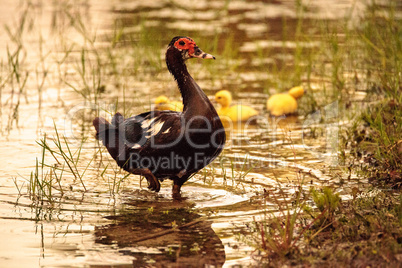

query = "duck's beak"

[190,46,215,60]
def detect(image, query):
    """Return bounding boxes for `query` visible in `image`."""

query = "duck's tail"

[93,113,124,137]
[93,117,110,140]
[93,113,125,161]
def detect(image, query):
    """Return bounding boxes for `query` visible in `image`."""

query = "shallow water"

[0,0,382,267]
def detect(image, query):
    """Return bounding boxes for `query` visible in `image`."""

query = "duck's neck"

[166,49,213,117]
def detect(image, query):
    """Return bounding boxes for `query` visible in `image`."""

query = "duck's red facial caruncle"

[174,37,215,60]
[174,37,196,55]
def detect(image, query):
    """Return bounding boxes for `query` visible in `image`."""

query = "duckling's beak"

[208,95,217,104]
[191,46,215,60]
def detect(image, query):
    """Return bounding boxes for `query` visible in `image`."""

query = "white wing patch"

[145,120,165,139]
[162,127,172,134]
[130,143,141,149]
[141,117,157,129]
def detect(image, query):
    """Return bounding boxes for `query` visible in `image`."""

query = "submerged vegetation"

[0,0,401,266]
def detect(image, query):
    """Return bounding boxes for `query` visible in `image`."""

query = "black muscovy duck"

[93,36,226,199]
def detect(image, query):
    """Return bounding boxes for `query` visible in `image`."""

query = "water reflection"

[95,200,225,267]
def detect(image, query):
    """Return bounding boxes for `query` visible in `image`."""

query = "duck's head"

[155,95,169,104]
[288,86,304,99]
[215,90,232,107]
[167,36,215,61]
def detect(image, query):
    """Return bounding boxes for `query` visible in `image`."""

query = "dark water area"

[0,0,396,267]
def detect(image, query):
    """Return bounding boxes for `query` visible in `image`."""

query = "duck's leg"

[172,173,190,200]
[145,173,161,192]
[172,180,182,200]
[128,168,160,192]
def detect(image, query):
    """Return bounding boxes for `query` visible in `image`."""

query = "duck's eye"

[217,96,221,99]
[179,40,185,46]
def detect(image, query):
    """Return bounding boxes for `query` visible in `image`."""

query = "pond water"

[0,0,378,267]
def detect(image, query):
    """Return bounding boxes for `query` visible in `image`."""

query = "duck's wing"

[119,110,183,149]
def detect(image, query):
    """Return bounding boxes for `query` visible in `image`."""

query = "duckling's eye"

[179,40,185,46]
[217,96,221,99]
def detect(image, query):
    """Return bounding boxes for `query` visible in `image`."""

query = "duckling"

[154,95,183,112]
[266,86,304,116]
[215,90,259,122]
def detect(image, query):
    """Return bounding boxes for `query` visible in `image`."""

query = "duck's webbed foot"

[129,168,160,192]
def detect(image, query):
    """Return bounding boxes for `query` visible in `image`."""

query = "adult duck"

[215,90,258,123]
[266,86,304,116]
[154,95,183,112]
[93,36,225,199]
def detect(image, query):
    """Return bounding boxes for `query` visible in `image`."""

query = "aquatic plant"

[28,134,63,202]
[2,37,29,135]
[304,186,342,229]
[32,123,90,193]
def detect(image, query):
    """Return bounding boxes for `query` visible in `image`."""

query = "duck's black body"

[94,36,225,198]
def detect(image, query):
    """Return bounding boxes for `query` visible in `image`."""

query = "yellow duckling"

[266,86,304,116]
[154,95,183,112]
[215,90,259,122]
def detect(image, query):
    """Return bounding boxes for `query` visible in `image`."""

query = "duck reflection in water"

[95,199,225,267]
